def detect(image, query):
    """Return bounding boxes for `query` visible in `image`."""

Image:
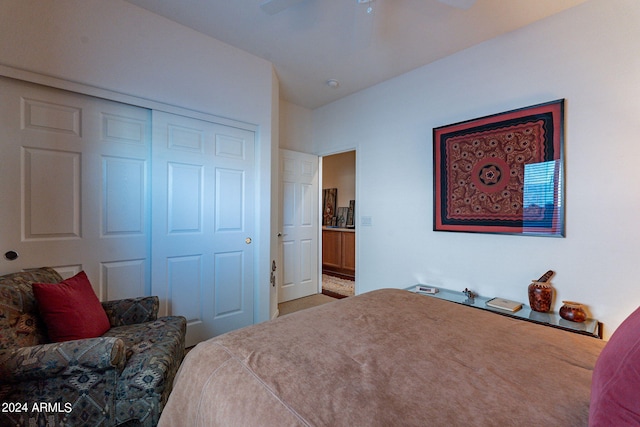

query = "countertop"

[322,226,355,232]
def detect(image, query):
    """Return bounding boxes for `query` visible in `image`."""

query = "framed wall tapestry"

[433,99,565,237]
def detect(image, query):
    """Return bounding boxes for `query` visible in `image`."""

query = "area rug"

[322,274,355,299]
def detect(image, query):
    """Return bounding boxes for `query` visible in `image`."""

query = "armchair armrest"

[0,336,126,383]
[102,295,159,327]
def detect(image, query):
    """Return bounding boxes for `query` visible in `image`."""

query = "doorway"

[321,150,356,298]
[278,149,320,303]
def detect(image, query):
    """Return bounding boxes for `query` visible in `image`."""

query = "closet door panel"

[152,111,255,346]
[0,77,151,299]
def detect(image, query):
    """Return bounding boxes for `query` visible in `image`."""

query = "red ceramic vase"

[528,281,552,312]
[559,301,587,323]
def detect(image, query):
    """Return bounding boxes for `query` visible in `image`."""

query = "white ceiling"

[124,0,588,110]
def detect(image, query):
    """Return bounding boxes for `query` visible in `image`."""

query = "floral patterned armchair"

[0,267,186,426]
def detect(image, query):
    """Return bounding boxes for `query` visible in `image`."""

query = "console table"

[408,285,602,339]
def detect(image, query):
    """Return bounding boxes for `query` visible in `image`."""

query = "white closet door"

[151,111,255,346]
[0,77,151,299]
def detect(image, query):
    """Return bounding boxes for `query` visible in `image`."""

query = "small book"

[415,285,438,294]
[486,297,523,312]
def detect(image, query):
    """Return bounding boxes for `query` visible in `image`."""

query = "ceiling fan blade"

[260,0,307,15]
[437,0,477,10]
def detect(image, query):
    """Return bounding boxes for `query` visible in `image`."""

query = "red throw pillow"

[589,306,640,426]
[32,271,110,342]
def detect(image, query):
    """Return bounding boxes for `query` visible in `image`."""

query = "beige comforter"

[159,289,605,426]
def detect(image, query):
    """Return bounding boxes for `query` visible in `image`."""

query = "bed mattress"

[159,288,605,426]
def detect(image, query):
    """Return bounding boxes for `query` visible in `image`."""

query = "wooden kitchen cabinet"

[322,228,355,278]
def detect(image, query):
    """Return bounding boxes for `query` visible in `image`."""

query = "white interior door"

[0,77,151,299]
[151,111,255,346]
[278,149,319,302]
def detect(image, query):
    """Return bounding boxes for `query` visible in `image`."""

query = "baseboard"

[272,309,280,319]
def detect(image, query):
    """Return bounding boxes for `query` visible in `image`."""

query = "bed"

[158,288,640,426]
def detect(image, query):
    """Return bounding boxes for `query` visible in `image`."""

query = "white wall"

[0,0,274,124]
[279,100,313,153]
[323,151,356,208]
[0,0,278,322]
[270,72,281,319]
[311,0,640,339]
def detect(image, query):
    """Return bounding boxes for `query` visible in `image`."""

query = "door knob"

[245,237,252,244]
[4,250,18,261]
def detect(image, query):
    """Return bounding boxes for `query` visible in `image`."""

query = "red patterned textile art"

[433,100,564,236]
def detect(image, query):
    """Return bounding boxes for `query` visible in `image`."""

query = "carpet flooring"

[277,275,355,316]
[278,293,337,316]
